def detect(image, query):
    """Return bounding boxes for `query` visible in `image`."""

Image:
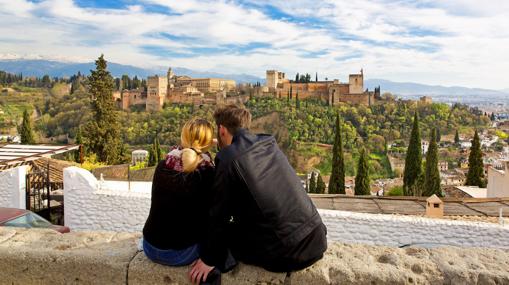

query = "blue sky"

[0,0,509,89]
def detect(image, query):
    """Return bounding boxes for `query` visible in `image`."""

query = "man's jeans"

[143,238,199,266]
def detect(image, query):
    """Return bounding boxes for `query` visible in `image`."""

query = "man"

[190,105,327,283]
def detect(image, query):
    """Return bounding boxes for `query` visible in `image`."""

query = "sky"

[0,0,508,89]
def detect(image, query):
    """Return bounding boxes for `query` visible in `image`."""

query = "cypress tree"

[329,113,345,194]
[74,127,83,163]
[309,172,316,193]
[148,146,155,167]
[295,73,299,83]
[154,135,162,163]
[148,135,163,166]
[296,91,300,109]
[465,130,486,187]
[315,72,318,82]
[403,112,422,196]
[19,109,35,144]
[354,148,371,195]
[316,174,326,194]
[423,129,441,196]
[454,130,460,145]
[83,55,121,164]
[290,85,293,99]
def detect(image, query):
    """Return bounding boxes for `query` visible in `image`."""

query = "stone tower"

[146,75,167,112]
[167,67,175,87]
[348,69,364,94]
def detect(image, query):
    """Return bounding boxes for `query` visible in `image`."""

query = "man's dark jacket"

[201,129,327,272]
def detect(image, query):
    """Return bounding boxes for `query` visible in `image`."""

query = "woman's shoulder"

[163,146,215,172]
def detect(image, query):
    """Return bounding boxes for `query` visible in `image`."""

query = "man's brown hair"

[213,104,252,135]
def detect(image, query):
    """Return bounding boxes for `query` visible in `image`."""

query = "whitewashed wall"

[0,166,27,209]
[320,209,509,249]
[64,167,509,249]
[64,167,151,232]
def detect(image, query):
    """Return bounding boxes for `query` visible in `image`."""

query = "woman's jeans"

[143,238,200,266]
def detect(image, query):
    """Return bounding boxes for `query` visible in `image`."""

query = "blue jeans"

[143,238,200,266]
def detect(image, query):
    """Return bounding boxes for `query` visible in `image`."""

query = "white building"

[487,160,509,198]
[132,150,149,165]
[421,140,429,154]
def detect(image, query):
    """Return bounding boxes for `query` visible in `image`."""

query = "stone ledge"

[1,227,509,285]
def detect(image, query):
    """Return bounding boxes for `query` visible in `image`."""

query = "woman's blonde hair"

[180,118,214,173]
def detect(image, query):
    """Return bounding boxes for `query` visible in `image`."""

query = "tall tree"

[296,91,300,109]
[308,172,317,193]
[423,129,441,196]
[354,148,371,195]
[465,130,486,187]
[148,135,163,166]
[316,174,326,194]
[454,130,460,145]
[295,73,299,83]
[315,72,318,82]
[83,55,121,164]
[74,127,83,163]
[329,113,345,194]
[403,112,422,195]
[289,85,293,100]
[19,109,35,144]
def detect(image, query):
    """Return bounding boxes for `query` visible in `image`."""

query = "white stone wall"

[64,167,151,232]
[0,166,27,209]
[64,167,509,249]
[320,209,509,249]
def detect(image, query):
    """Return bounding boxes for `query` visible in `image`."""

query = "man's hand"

[189,258,214,284]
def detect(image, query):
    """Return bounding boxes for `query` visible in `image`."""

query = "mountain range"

[1,59,507,98]
[0,59,262,84]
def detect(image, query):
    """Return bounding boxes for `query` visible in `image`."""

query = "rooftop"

[0,144,79,168]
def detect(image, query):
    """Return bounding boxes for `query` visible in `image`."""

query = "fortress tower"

[348,69,364,94]
[146,75,167,112]
[266,70,286,90]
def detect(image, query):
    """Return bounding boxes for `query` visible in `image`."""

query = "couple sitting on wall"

[142,105,327,284]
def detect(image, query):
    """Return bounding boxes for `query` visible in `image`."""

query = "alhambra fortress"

[117,68,381,111]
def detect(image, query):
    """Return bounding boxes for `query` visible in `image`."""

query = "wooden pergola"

[0,144,81,170]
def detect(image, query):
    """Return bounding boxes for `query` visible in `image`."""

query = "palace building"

[267,69,380,106]
[120,68,237,111]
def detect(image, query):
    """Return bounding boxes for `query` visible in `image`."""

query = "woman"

[142,118,218,283]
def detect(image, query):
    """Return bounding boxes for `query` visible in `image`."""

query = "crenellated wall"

[1,227,509,285]
[63,167,509,249]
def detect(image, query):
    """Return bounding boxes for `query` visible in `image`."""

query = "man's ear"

[219,125,226,136]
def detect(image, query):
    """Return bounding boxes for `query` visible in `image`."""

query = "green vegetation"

[19,109,35,144]
[309,172,316,193]
[82,55,123,164]
[354,148,371,195]
[148,135,163,166]
[329,113,346,194]
[1,75,490,181]
[316,174,326,194]
[386,185,403,196]
[465,130,486,187]
[403,113,422,196]
[423,129,441,197]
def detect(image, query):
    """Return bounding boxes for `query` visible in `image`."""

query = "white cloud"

[0,0,508,89]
